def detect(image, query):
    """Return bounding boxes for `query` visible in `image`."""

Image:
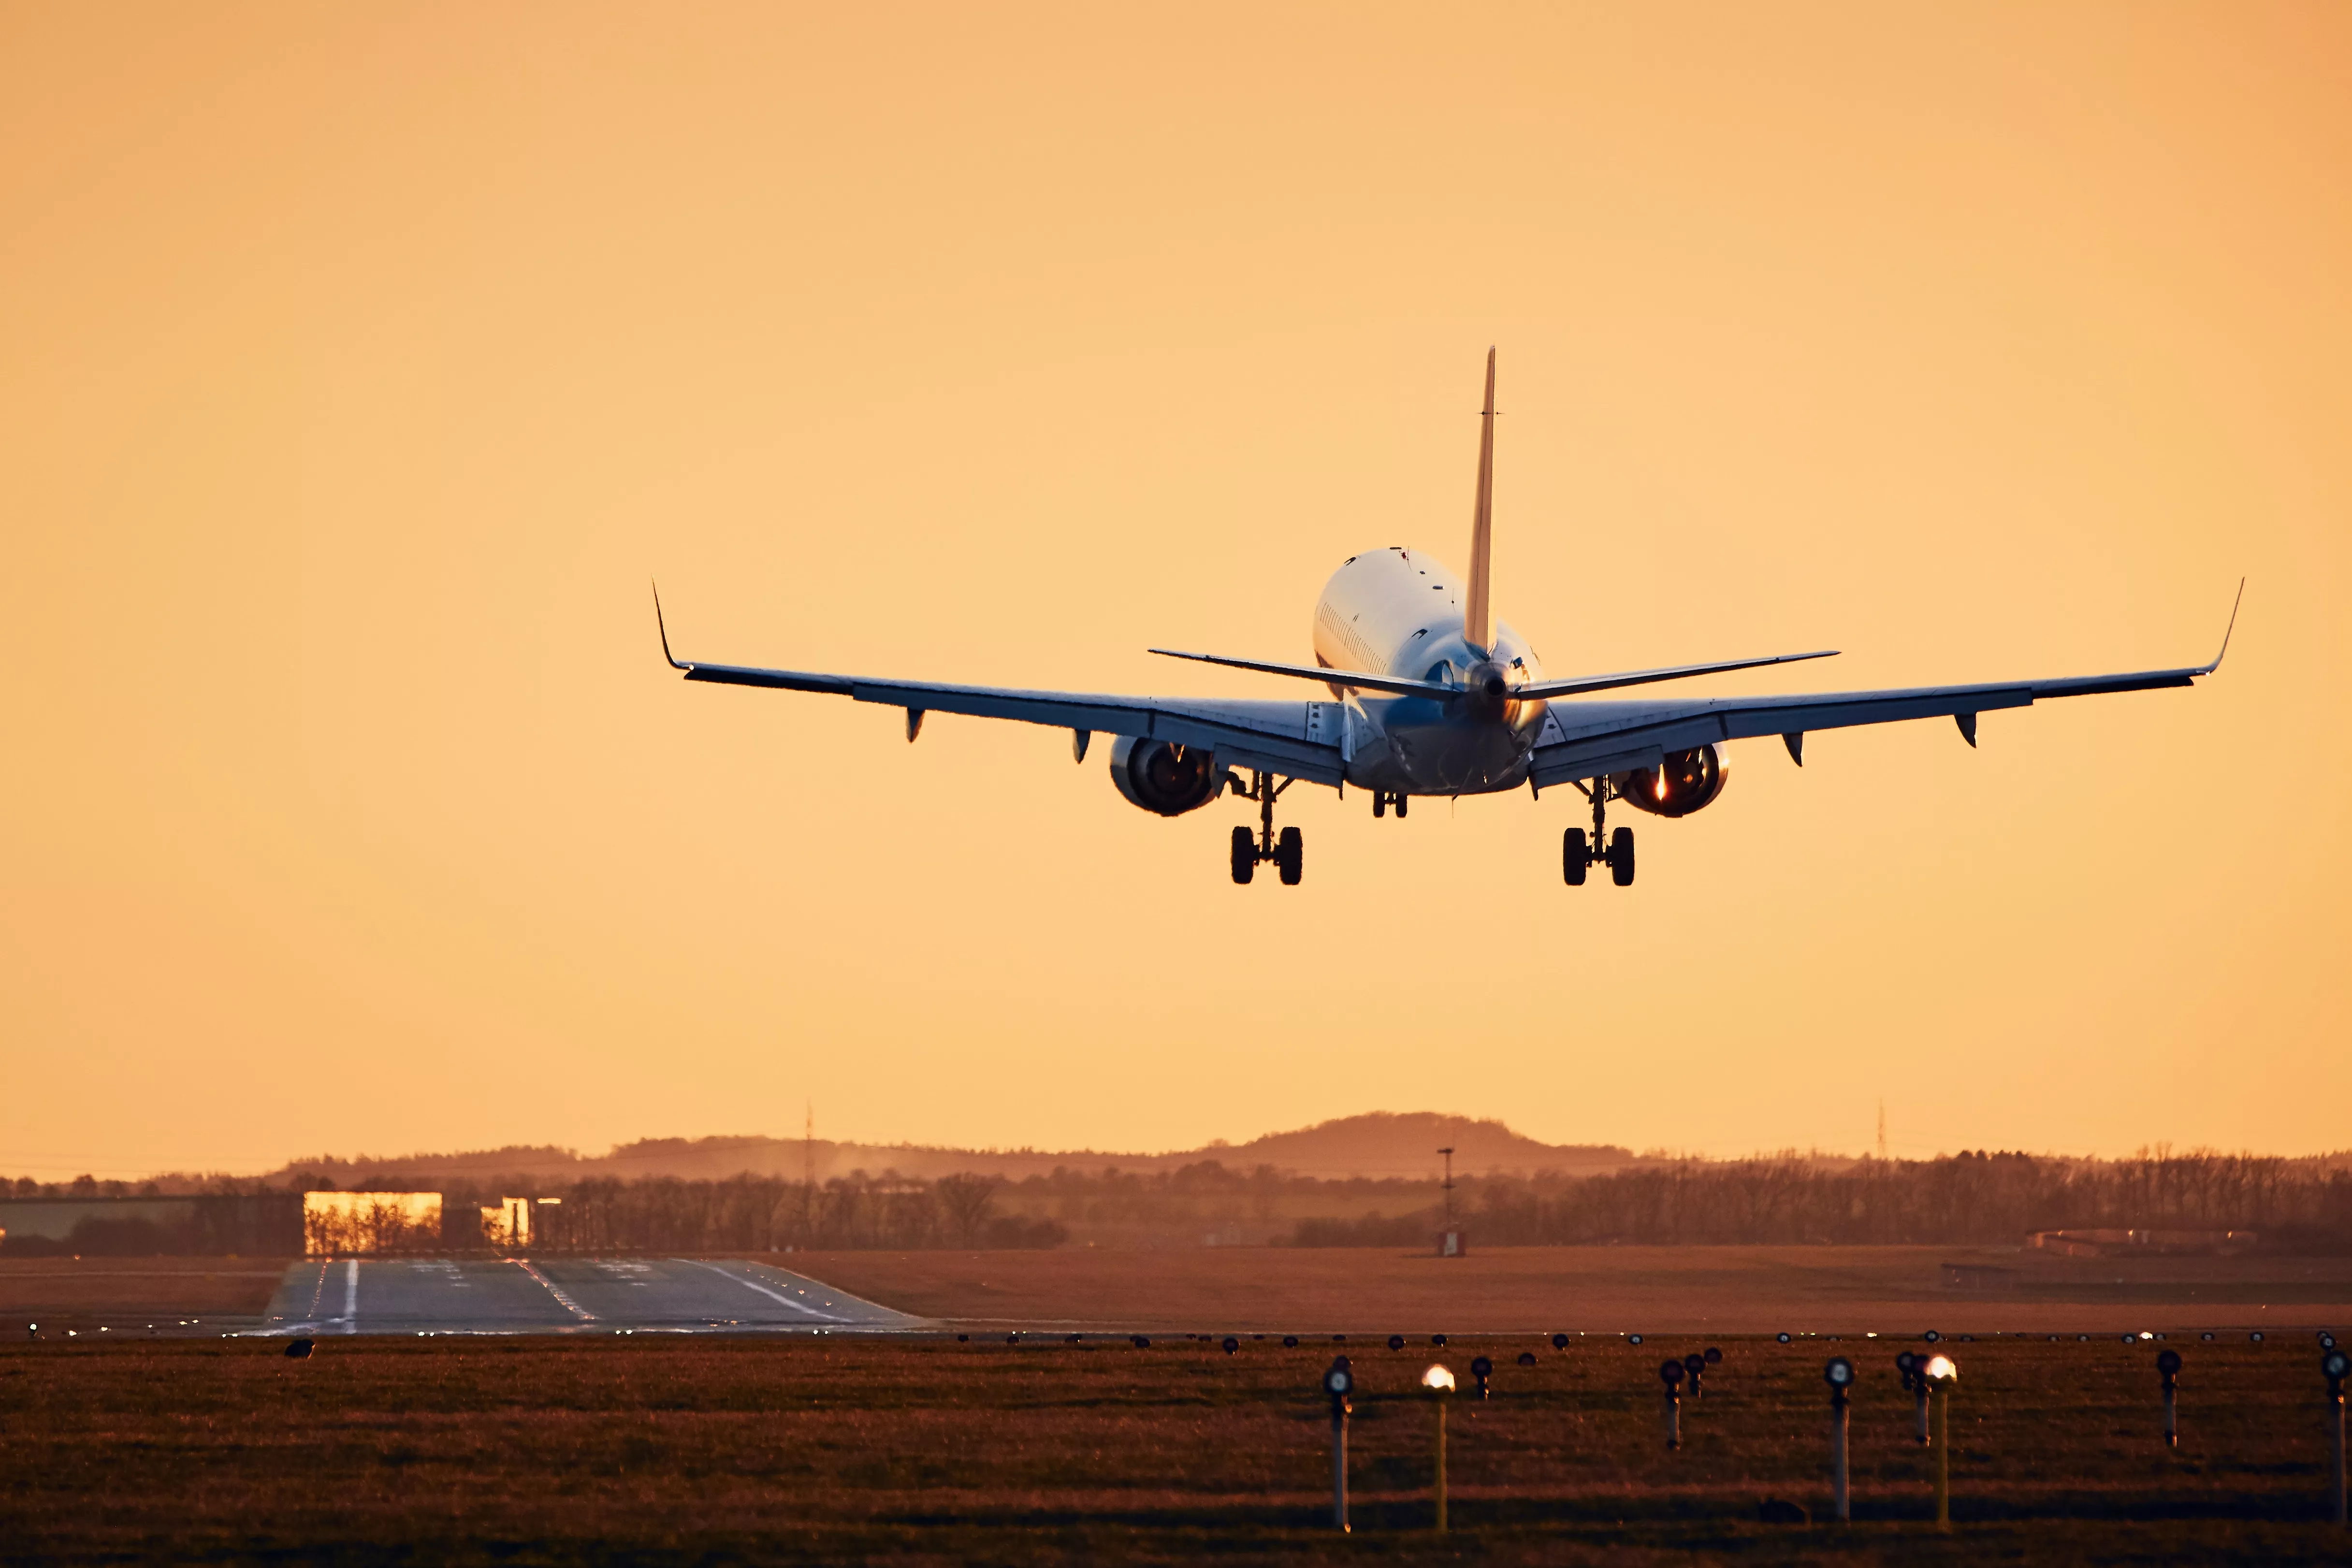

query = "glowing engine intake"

[1108,737,1221,816]
[1612,744,1729,818]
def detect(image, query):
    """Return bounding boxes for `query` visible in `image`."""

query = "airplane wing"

[1529,651,2229,787]
[657,592,1347,784]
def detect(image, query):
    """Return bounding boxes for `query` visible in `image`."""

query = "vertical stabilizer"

[1464,347,1497,653]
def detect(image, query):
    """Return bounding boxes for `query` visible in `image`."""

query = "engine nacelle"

[1612,744,1729,818]
[1108,736,1221,816]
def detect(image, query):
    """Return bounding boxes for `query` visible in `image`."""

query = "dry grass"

[2,1332,2349,1564]
[788,1245,2352,1335]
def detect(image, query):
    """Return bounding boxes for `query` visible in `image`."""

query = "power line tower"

[1877,1100,1888,1162]
[802,1101,815,1243]
[1437,1146,1456,1227]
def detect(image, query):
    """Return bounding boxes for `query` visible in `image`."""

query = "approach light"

[1703,1347,1722,1365]
[1223,1337,1239,1355]
[1627,1334,1644,1346]
[1283,1336,1299,1348]
[1923,1355,1957,1382]
[1389,1335,1406,1351]
[1517,1351,1537,1367]
[1777,1333,1792,1343]
[1659,1358,1685,1387]
[1923,1330,1942,1343]
[2324,1349,2350,1386]
[1423,1364,1455,1393]
[1325,1360,1355,1399]
[1470,1356,1493,1399]
[1432,1334,1448,1347]
[2250,1332,2265,1343]
[1825,1357,1855,1388]
[1131,1335,1148,1348]
[2157,1350,2183,1378]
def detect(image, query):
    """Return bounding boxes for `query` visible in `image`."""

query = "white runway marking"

[511,1258,597,1321]
[679,1259,840,1320]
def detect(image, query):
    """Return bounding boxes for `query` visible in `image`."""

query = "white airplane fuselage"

[1312,546,1547,795]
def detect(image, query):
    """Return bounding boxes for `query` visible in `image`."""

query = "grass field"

[2,1331,2349,1564]
[789,1245,2352,1336]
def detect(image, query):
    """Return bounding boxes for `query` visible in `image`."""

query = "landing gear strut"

[1370,791,1408,819]
[1229,770,1303,886]
[1565,779,1635,887]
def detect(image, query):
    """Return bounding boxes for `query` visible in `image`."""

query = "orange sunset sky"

[4,3,2347,1177]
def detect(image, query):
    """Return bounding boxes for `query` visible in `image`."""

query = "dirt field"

[2,1332,2349,1565]
[787,1246,2352,1336]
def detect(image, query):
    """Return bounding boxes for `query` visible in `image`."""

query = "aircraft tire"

[1395,794,1408,818]
[1230,826,1255,885]
[1276,826,1304,886]
[1610,826,1636,886]
[1564,828,1588,886]
[1372,794,1385,818]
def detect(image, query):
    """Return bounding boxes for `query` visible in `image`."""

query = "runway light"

[1470,1356,1493,1399]
[1223,1337,1239,1355]
[1389,1336,1406,1351]
[1517,1351,1536,1367]
[1924,1355,1956,1382]
[1825,1358,1856,1522]
[1777,1333,1792,1343]
[1324,1357,1355,1534]
[1422,1364,1455,1392]
[1283,1336,1299,1348]
[1552,1334,1569,1350]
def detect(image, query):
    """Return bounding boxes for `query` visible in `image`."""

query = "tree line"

[1299,1149,2352,1250]
[7,1147,2347,1253]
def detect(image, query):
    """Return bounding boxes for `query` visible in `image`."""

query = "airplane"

[655,349,2238,888]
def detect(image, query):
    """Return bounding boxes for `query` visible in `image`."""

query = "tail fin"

[1464,347,1497,653]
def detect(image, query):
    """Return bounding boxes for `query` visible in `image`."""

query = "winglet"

[1464,347,1497,655]
[2202,578,2245,673]
[652,580,689,671]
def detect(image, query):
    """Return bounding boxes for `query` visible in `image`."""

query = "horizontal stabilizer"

[1146,648,1457,699]
[1511,649,1839,700]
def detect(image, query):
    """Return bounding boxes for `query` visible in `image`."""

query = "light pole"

[2325,1348,2349,1528]
[1323,1357,1353,1532]
[1921,1353,1958,1530]
[1825,1356,1855,1523]
[1423,1363,1455,1532]
[2157,1349,2182,1449]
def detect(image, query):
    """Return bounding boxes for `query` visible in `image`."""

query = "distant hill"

[268,1113,1634,1189]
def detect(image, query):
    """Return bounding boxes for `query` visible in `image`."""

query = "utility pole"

[1438,1147,1455,1228]
[802,1102,815,1245]
[1877,1100,1887,1162]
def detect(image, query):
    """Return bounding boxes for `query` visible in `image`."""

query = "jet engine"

[1108,736,1221,816]
[1612,744,1729,818]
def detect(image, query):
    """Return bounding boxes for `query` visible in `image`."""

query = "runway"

[258,1256,929,1336]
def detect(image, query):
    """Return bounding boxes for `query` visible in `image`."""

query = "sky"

[3,2,2347,1178]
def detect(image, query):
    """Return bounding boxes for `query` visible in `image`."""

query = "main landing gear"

[1369,791,1408,818]
[1229,770,1303,886]
[1565,778,1634,887]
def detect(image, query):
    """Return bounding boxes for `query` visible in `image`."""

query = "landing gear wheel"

[1609,826,1636,886]
[1394,794,1408,818]
[1372,794,1386,819]
[1564,828,1589,886]
[1276,826,1303,886]
[1230,825,1255,885]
